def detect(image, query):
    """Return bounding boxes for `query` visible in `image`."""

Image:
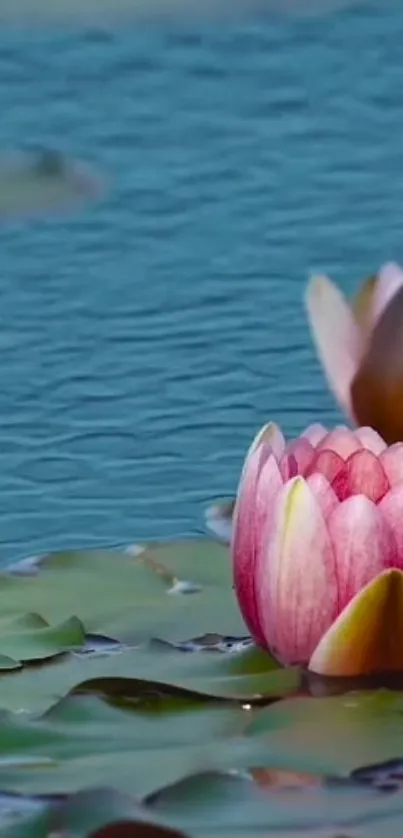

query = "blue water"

[0,2,401,563]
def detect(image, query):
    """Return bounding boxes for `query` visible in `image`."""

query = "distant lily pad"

[0,149,104,220]
[205,500,234,544]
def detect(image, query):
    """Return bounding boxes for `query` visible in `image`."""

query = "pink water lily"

[232,422,403,676]
[305,262,403,444]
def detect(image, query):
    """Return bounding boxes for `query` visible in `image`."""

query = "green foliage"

[0,539,402,836]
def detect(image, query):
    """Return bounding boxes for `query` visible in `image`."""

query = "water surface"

[0,2,402,562]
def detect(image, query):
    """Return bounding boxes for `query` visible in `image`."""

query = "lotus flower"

[232,422,403,676]
[306,262,403,444]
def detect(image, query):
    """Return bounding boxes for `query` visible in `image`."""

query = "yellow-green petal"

[309,569,403,677]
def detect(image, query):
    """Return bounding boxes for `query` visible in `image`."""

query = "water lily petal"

[301,423,328,447]
[379,484,403,564]
[373,262,403,325]
[350,284,403,444]
[351,274,378,339]
[279,438,315,480]
[307,449,345,483]
[247,421,286,462]
[305,275,362,419]
[306,472,339,520]
[331,449,389,504]
[317,426,363,459]
[309,569,403,676]
[355,426,387,455]
[256,477,337,665]
[256,454,284,535]
[380,443,403,487]
[233,445,282,645]
[328,495,395,611]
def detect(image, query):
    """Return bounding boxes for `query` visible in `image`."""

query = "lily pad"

[146,769,403,836]
[0,614,84,665]
[2,541,243,644]
[0,638,299,714]
[204,501,234,545]
[205,499,235,544]
[0,695,273,799]
[245,691,403,776]
[1,788,188,838]
[0,150,103,220]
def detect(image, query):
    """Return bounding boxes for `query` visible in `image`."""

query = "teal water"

[0,2,401,562]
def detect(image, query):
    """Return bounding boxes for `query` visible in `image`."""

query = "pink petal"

[307,449,345,483]
[256,454,284,539]
[373,262,403,326]
[232,444,269,644]
[256,476,337,665]
[328,495,396,612]
[316,426,363,459]
[306,472,339,521]
[301,423,328,447]
[305,275,362,420]
[247,421,286,462]
[380,443,403,487]
[379,484,403,567]
[232,447,282,645]
[355,426,387,455]
[279,438,315,480]
[331,449,389,504]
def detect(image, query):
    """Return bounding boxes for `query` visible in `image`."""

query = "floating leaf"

[0,613,84,666]
[245,691,403,776]
[145,768,403,835]
[1,541,242,645]
[0,695,273,799]
[0,150,103,221]
[53,787,189,838]
[204,501,234,545]
[0,638,299,713]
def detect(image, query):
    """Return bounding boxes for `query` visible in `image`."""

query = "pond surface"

[0,1,402,563]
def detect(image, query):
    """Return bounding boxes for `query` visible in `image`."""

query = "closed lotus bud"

[232,421,403,677]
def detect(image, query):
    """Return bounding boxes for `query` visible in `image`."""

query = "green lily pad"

[2,541,243,644]
[0,639,299,714]
[245,691,403,776]
[0,614,84,665]
[0,695,272,799]
[0,788,187,838]
[147,769,403,836]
